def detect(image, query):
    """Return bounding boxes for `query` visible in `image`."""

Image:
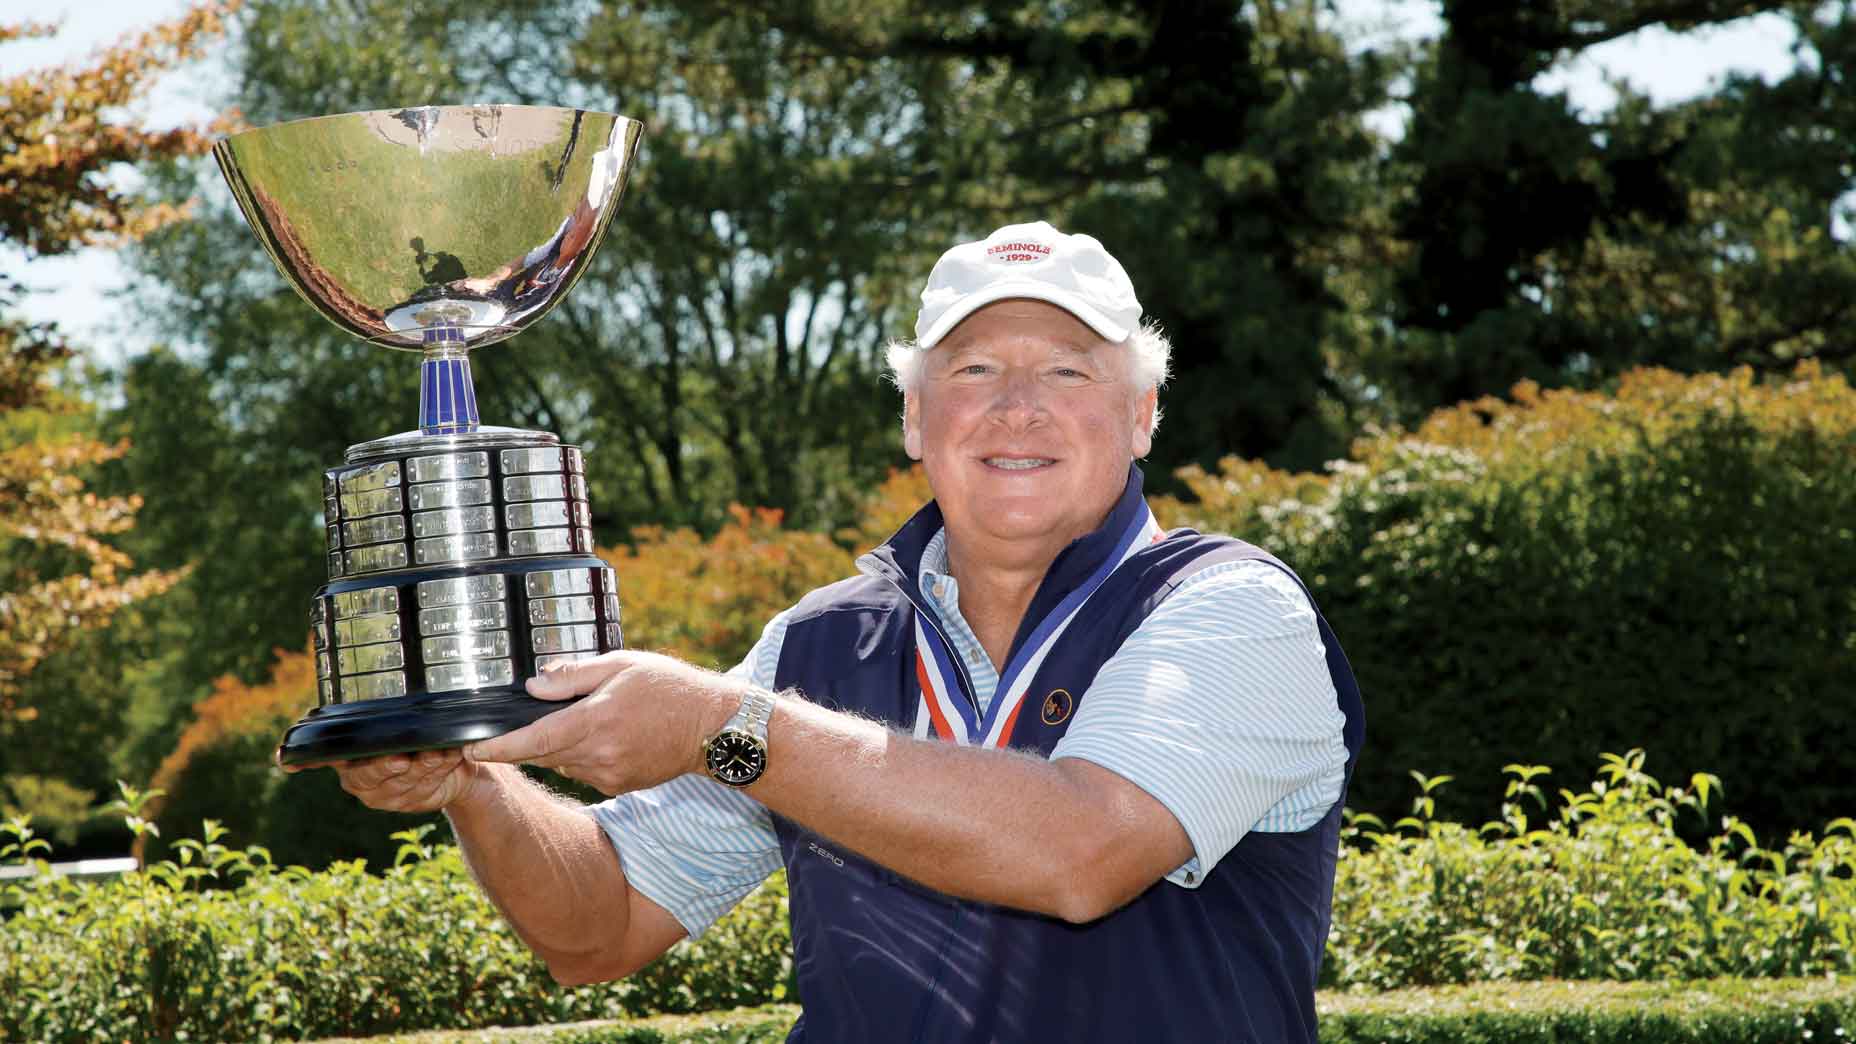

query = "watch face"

[706,731,767,787]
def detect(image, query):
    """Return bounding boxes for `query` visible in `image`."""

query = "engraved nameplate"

[525,568,593,598]
[531,623,598,654]
[413,505,496,538]
[529,595,597,626]
[332,587,399,618]
[334,613,400,645]
[499,447,563,474]
[417,574,506,608]
[505,501,571,530]
[338,460,401,495]
[345,542,409,574]
[343,515,406,547]
[407,452,488,483]
[338,642,406,675]
[421,630,511,664]
[507,528,573,556]
[426,659,515,691]
[414,531,497,565]
[418,601,509,637]
[408,479,492,511]
[343,670,406,701]
[503,474,567,502]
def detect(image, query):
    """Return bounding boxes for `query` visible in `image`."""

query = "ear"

[1130,387,1157,459]
[903,394,923,461]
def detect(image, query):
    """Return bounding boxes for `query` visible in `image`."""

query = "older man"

[314,222,1363,1043]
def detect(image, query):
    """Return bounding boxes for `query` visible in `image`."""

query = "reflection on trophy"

[213,105,643,764]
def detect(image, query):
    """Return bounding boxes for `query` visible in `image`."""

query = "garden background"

[3,0,1855,1040]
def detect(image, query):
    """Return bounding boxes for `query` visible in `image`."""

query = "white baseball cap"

[913,221,1143,348]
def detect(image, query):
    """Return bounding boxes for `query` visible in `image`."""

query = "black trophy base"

[277,686,581,765]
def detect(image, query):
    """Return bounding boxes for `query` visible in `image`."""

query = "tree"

[1376,0,1856,414]
[684,0,1398,473]
[0,4,236,831]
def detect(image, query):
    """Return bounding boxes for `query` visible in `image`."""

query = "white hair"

[885,319,1172,437]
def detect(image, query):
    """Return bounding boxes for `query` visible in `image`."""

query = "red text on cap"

[987,241,1052,264]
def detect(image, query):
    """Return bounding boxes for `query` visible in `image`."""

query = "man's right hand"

[280,748,483,814]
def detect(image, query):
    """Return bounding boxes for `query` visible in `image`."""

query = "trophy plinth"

[213,105,643,764]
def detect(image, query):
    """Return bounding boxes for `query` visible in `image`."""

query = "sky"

[0,0,1813,359]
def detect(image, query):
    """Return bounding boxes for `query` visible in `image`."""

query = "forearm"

[748,695,1183,922]
[444,762,638,975]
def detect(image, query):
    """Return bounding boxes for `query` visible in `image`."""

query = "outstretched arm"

[466,653,1193,924]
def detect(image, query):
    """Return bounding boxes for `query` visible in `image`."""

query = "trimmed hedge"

[1,813,794,1043]
[7,753,1853,1042]
[1317,978,1856,1043]
[1156,364,1856,839]
[292,982,1856,1044]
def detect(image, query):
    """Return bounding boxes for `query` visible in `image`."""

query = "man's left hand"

[465,651,743,795]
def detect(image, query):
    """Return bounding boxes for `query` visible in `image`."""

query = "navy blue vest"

[770,468,1365,1043]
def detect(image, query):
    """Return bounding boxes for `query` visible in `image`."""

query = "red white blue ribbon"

[912,505,1166,748]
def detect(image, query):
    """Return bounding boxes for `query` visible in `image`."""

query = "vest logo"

[1040,688,1074,726]
[807,841,845,867]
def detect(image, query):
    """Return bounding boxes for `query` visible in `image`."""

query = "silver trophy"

[213,105,643,764]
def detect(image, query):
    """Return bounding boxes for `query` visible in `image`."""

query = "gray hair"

[885,320,1172,435]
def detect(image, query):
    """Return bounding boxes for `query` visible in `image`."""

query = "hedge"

[1316,978,1856,1043]
[1155,363,1856,839]
[7,752,1853,1042]
[357,979,1856,1044]
[1,806,795,1043]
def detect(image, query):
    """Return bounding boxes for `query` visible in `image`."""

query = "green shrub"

[1,798,793,1044]
[1157,364,1856,839]
[549,1005,798,1044]
[1327,751,1856,989]
[1318,977,1856,1043]
[9,752,1855,1041]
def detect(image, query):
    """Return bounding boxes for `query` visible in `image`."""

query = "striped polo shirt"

[590,525,1348,938]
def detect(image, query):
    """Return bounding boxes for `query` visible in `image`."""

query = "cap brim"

[917,279,1132,348]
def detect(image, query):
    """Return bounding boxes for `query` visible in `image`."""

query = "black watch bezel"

[704,730,768,787]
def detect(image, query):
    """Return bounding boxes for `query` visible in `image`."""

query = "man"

[308,221,1364,1043]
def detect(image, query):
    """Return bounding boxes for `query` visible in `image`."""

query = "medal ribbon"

[912,505,1166,747]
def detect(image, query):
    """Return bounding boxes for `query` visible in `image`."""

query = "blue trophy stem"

[419,336,480,434]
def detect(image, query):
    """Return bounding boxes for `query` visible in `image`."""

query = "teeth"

[987,458,1051,470]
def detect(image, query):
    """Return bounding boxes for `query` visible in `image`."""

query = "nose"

[988,370,1048,431]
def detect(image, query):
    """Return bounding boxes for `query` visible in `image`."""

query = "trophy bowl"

[213,105,643,765]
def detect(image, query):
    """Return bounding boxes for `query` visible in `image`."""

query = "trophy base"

[277,686,582,765]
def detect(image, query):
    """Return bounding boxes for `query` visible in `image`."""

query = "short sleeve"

[586,609,793,936]
[1049,560,1347,888]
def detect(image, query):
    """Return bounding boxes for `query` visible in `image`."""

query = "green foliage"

[1159,364,1856,839]
[0,773,96,847]
[9,753,1856,1039]
[549,1006,797,1044]
[0,811,794,1043]
[14,750,1856,1032]
[1329,752,1856,989]
[1318,977,1856,1043]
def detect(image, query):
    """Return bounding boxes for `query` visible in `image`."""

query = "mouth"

[982,457,1055,472]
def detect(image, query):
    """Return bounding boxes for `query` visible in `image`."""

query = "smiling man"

[310,222,1364,1044]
